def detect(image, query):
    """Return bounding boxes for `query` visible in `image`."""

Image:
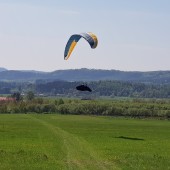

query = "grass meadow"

[0,114,170,170]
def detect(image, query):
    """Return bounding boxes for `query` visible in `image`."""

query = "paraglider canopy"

[64,32,98,60]
[76,84,92,92]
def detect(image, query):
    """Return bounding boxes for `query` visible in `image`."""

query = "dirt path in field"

[28,115,116,170]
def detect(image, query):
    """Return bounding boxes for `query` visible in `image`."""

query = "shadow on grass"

[115,136,144,141]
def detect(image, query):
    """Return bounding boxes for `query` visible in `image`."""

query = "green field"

[0,114,170,170]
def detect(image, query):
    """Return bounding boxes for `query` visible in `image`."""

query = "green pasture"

[0,114,170,170]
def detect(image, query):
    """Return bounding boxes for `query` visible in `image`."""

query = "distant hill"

[0,68,170,84]
[0,67,7,72]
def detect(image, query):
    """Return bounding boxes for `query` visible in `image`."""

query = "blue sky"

[0,0,170,71]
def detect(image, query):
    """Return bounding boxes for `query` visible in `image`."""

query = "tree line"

[0,97,170,118]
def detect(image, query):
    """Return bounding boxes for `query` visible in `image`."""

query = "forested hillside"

[1,80,170,98]
[35,80,170,98]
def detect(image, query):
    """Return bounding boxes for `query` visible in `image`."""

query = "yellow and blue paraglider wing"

[64,32,98,60]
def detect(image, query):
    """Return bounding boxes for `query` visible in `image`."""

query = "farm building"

[0,97,16,102]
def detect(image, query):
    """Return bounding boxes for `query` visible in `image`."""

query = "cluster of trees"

[0,81,32,94]
[0,98,170,118]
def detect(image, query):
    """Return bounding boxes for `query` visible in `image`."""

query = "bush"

[166,110,170,118]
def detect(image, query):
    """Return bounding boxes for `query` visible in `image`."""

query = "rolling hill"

[0,68,170,84]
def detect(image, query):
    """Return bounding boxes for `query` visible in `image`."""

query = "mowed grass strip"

[0,114,170,170]
[40,115,170,170]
